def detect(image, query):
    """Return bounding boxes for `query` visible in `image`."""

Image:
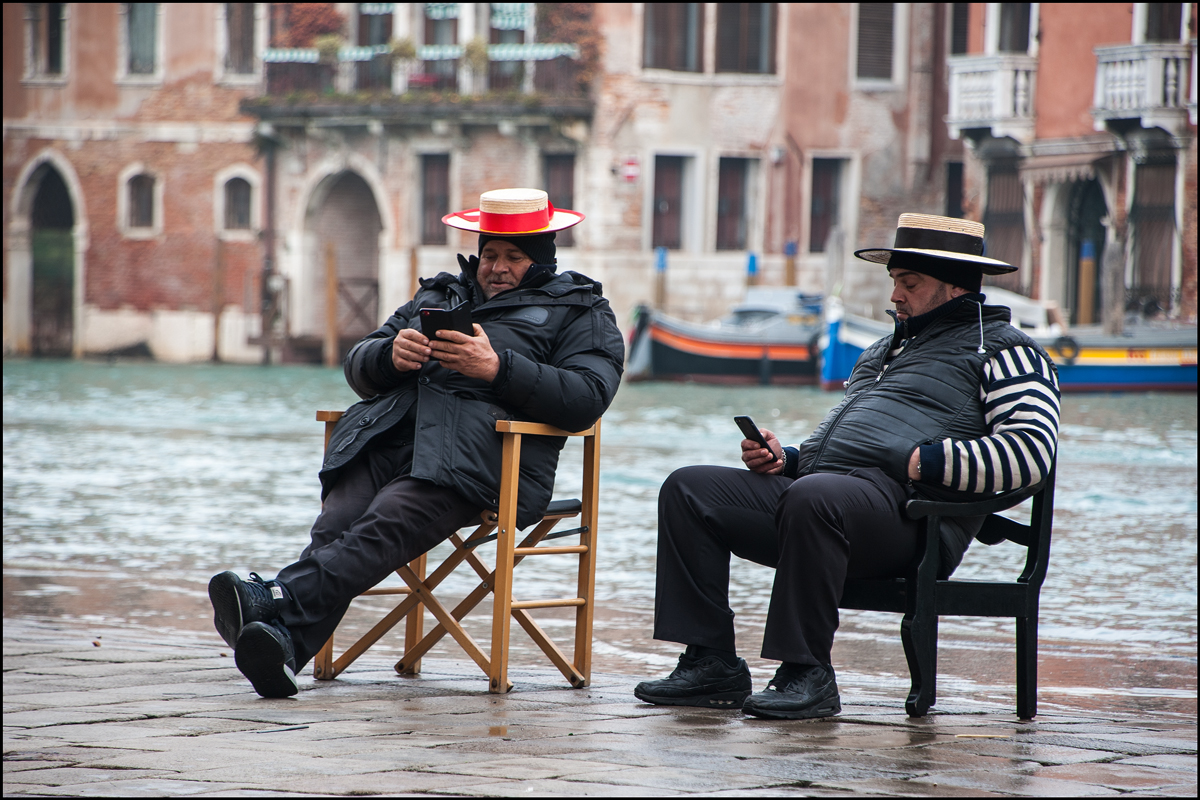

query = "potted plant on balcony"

[463,36,490,94]
[314,33,344,65]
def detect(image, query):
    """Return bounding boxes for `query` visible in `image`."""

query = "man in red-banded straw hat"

[638,213,1061,720]
[208,188,624,698]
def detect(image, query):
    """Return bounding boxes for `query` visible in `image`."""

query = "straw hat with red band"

[442,188,584,235]
[854,213,1016,275]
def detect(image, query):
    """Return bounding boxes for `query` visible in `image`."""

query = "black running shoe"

[742,664,841,720]
[208,571,283,650]
[633,653,752,708]
[234,620,299,698]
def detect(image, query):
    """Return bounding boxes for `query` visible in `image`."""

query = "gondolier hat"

[442,188,584,235]
[854,213,1016,276]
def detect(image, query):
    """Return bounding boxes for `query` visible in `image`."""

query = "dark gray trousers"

[653,465,919,667]
[275,439,479,669]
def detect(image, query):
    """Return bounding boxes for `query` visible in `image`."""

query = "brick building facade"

[11,4,1173,363]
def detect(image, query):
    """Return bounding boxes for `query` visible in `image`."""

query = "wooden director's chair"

[311,410,601,693]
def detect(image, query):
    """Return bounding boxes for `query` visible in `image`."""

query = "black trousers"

[275,439,479,669]
[654,465,919,667]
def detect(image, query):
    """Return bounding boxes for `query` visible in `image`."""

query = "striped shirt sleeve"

[919,345,1061,493]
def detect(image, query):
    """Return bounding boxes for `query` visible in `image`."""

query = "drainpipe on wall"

[258,123,280,365]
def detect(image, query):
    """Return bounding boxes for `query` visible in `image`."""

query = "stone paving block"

[2,766,173,787]
[1035,761,1197,791]
[1017,732,1193,756]
[269,768,515,796]
[3,708,156,729]
[1116,754,1200,772]
[802,776,1006,796]
[559,764,775,793]
[1126,782,1199,797]
[931,738,1123,764]
[24,778,264,797]
[440,776,682,796]
[409,755,630,781]
[907,768,1123,795]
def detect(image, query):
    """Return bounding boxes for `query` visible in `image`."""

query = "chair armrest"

[317,410,344,422]
[906,480,1045,520]
[495,420,596,437]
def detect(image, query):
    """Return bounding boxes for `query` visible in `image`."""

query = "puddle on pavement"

[4,360,1196,718]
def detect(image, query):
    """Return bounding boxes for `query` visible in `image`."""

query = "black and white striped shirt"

[905,342,1061,492]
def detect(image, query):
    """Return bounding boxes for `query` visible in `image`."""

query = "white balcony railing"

[946,54,1038,143]
[1092,42,1193,136]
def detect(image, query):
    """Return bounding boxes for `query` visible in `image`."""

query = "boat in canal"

[625,288,824,385]
[627,287,1197,392]
[821,288,1199,392]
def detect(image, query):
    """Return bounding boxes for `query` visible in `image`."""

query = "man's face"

[888,268,965,320]
[478,240,533,299]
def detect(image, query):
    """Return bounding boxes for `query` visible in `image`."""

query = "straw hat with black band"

[854,213,1014,294]
[443,188,584,266]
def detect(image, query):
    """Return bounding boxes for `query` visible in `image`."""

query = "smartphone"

[734,415,777,462]
[419,302,473,340]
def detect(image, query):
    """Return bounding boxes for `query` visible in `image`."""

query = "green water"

[4,359,1196,715]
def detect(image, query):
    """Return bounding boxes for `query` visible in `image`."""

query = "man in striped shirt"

[635,214,1060,720]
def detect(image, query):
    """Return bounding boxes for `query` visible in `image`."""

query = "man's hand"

[392,328,432,372]
[429,324,501,382]
[742,428,784,475]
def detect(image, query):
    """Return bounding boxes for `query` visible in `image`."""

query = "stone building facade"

[947,2,1197,326]
[6,3,996,362]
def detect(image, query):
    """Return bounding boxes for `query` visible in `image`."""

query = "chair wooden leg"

[1016,613,1038,720]
[400,553,426,675]
[313,635,335,680]
[573,420,601,687]
[490,432,522,694]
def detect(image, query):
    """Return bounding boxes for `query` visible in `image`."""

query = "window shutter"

[856,3,894,80]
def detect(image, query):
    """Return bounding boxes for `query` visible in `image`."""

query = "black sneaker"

[208,571,283,650]
[234,620,299,698]
[742,664,841,720]
[633,653,752,708]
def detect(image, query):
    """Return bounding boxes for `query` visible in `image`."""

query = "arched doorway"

[301,171,382,364]
[1066,179,1106,325]
[30,166,76,356]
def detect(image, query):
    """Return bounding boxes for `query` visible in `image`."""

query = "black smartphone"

[734,415,777,462]
[419,302,473,340]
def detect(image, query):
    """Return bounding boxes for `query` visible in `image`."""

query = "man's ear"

[949,284,971,298]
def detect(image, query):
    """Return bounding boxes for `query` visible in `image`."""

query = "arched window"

[224,178,252,230]
[128,174,155,228]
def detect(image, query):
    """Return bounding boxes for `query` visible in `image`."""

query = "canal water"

[4,360,1196,719]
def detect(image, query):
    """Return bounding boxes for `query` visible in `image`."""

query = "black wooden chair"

[840,464,1056,719]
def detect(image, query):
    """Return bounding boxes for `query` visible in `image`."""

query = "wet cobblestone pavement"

[5,619,1195,797]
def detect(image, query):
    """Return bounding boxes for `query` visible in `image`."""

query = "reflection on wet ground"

[4,360,1196,719]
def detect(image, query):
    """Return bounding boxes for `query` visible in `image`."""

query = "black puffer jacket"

[321,263,625,529]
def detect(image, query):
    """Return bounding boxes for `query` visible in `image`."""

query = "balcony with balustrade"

[946,54,1038,144]
[1091,41,1196,137]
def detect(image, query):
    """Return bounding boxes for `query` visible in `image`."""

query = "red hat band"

[478,201,556,235]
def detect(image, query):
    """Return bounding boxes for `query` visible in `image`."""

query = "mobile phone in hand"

[734,415,777,462]
[419,302,473,340]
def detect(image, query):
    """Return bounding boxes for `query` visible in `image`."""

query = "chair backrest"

[972,463,1056,589]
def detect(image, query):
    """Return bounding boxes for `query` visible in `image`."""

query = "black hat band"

[893,227,983,256]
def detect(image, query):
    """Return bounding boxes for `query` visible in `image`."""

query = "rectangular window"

[357,4,393,90]
[652,156,685,250]
[489,3,526,91]
[127,3,157,75]
[544,154,576,248]
[225,178,252,230]
[129,175,155,229]
[982,165,1025,291]
[950,3,969,55]
[716,4,777,74]
[28,4,66,77]
[643,3,704,72]
[1130,161,1177,312]
[1145,3,1183,42]
[716,158,750,251]
[809,159,842,253]
[856,3,894,80]
[945,161,964,218]
[422,155,450,246]
[997,3,1031,54]
[422,16,459,91]
[226,3,255,74]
